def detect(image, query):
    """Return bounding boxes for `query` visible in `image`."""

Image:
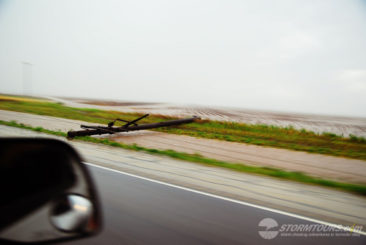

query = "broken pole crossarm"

[108,118,129,127]
[122,116,199,131]
[122,114,149,128]
[67,116,200,138]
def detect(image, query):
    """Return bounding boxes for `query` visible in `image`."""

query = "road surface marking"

[84,162,366,236]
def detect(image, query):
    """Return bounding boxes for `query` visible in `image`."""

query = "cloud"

[337,69,366,93]
[278,31,321,60]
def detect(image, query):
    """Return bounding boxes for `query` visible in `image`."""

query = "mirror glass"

[51,194,93,232]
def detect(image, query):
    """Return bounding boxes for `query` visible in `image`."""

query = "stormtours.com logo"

[258,218,279,239]
[258,218,363,240]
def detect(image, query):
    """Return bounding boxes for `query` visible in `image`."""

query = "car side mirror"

[0,138,102,244]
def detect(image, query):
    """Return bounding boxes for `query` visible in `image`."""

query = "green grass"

[0,96,366,160]
[1,119,366,196]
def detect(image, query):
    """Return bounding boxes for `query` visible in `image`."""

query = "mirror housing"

[0,138,101,244]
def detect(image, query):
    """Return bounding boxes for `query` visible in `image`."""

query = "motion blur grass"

[1,95,366,160]
[1,119,366,196]
[0,94,48,103]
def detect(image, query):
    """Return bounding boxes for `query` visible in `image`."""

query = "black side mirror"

[0,138,102,244]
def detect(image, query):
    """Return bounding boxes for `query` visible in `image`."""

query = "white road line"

[84,162,366,236]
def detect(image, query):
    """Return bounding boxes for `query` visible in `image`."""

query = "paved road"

[1,125,366,229]
[62,165,365,245]
[1,125,365,243]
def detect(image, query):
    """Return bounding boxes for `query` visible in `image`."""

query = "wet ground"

[52,97,366,137]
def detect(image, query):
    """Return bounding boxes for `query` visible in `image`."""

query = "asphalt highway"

[1,125,366,228]
[64,165,365,245]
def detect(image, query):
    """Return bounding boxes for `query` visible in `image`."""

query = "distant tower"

[21,61,32,95]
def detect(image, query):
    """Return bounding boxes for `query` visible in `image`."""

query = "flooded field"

[54,97,366,137]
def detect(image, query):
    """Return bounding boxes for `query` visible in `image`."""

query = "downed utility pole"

[67,114,200,139]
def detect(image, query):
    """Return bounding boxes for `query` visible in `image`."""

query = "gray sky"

[0,0,366,117]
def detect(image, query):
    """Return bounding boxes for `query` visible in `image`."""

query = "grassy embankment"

[0,94,365,160]
[1,119,366,196]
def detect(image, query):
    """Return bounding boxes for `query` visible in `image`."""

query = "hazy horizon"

[1,0,366,117]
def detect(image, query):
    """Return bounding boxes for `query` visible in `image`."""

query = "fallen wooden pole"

[67,116,200,138]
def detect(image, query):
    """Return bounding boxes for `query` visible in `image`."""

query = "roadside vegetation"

[0,94,366,160]
[1,119,366,196]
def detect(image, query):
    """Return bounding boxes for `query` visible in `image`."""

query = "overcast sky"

[0,0,366,117]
